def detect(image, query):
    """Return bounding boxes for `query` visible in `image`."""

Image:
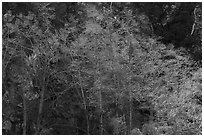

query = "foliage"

[2,2,202,135]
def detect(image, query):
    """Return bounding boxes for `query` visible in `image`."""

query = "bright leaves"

[2,3,201,135]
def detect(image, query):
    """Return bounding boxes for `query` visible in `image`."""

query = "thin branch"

[191,7,197,35]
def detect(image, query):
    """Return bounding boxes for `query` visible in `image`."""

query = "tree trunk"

[36,68,46,134]
[129,91,132,134]
[128,35,132,134]
[23,92,27,135]
[74,36,90,135]
[99,89,103,135]
[78,72,90,135]
[113,73,119,135]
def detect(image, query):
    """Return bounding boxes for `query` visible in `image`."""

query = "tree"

[2,2,201,135]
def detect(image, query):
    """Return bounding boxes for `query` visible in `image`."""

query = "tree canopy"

[2,2,202,135]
